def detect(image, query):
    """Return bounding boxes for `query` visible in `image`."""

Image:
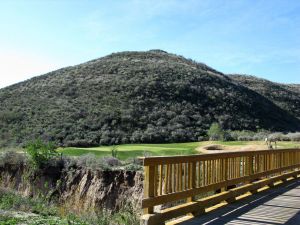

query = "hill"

[288,84,300,93]
[230,74,300,119]
[1,50,300,147]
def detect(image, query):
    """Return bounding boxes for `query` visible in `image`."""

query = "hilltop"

[0,50,300,147]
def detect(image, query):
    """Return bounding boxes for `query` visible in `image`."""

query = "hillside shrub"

[228,130,270,141]
[252,131,270,141]
[25,139,59,169]
[223,131,300,142]
[103,157,120,167]
[123,158,143,171]
[207,123,224,141]
[268,132,286,141]
[286,132,300,141]
[0,189,139,225]
[223,131,234,141]
[74,154,121,170]
[0,149,26,167]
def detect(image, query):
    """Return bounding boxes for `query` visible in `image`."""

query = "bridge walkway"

[178,179,300,225]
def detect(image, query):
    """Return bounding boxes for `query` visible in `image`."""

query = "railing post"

[187,162,196,202]
[248,155,253,176]
[187,161,204,216]
[142,164,164,225]
[248,154,259,194]
[221,158,228,192]
[144,165,155,214]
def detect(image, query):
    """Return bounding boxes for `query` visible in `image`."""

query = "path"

[178,179,300,225]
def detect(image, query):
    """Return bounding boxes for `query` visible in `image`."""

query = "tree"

[207,123,224,141]
[25,139,58,169]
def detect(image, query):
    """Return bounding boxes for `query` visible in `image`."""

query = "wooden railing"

[141,148,300,225]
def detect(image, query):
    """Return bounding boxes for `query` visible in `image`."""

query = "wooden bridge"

[140,148,300,225]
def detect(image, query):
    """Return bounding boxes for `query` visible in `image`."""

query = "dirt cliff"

[0,162,143,213]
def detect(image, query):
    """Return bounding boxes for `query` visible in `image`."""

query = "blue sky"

[0,0,300,88]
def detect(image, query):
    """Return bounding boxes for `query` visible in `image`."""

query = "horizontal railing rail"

[141,148,300,225]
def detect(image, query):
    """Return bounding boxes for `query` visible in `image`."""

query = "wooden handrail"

[141,148,300,165]
[141,148,300,225]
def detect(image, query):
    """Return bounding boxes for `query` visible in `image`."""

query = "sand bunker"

[198,144,268,153]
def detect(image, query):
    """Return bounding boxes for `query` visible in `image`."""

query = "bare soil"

[198,144,268,153]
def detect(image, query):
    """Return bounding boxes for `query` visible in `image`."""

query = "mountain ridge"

[0,50,299,147]
[229,74,300,119]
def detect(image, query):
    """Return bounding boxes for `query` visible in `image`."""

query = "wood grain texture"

[141,148,300,225]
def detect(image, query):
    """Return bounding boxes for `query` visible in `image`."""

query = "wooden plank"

[179,163,182,191]
[165,164,169,194]
[154,165,158,197]
[175,164,179,192]
[170,164,173,193]
[141,149,300,166]
[143,165,155,214]
[159,164,163,196]
[197,161,201,187]
[187,162,196,202]
[184,163,188,190]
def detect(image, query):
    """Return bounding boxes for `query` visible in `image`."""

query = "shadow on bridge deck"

[178,179,300,225]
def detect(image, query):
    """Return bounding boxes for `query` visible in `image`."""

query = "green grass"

[59,141,300,160]
[2,141,299,160]
[59,142,200,160]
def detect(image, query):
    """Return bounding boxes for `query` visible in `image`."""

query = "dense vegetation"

[230,74,300,119]
[0,146,142,171]
[1,50,300,147]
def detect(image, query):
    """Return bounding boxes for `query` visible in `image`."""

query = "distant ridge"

[0,50,299,147]
[230,74,300,119]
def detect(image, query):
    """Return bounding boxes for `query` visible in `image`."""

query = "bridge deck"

[178,179,300,225]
